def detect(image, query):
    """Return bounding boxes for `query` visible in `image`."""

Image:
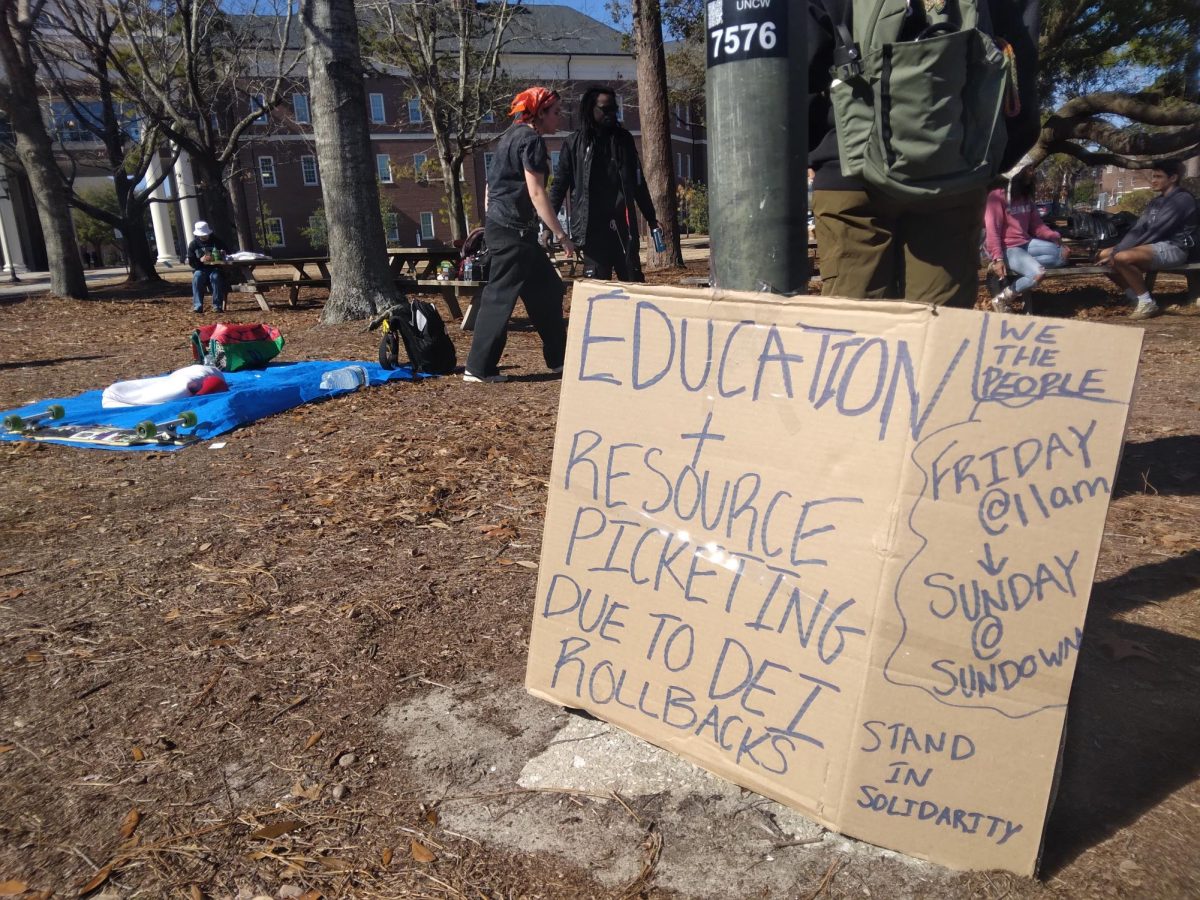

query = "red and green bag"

[191,323,284,372]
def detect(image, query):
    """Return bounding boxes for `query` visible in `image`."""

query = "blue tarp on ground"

[0,360,416,451]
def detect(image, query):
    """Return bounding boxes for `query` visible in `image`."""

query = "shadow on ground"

[1114,434,1200,498]
[1041,554,1200,874]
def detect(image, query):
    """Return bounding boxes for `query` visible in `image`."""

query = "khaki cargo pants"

[813,188,986,308]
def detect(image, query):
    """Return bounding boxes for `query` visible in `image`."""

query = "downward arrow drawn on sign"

[978,542,1008,576]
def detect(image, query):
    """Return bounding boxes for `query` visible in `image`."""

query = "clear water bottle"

[463,257,474,280]
[320,364,368,391]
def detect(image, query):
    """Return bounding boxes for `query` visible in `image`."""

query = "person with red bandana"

[464,87,578,383]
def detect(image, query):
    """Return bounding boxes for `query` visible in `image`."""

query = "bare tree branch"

[1046,139,1200,169]
[1051,91,1200,126]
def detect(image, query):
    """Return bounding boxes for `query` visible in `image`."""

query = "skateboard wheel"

[46,404,65,420]
[136,420,158,439]
[179,410,198,427]
[3,414,23,431]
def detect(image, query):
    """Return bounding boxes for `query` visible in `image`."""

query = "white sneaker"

[463,371,509,383]
[1130,299,1161,320]
[991,294,1012,314]
[548,366,564,375]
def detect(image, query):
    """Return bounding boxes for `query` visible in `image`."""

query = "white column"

[173,146,201,245]
[146,152,177,265]
[0,171,27,276]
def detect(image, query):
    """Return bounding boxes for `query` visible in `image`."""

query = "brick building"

[0,5,708,272]
[1094,165,1155,210]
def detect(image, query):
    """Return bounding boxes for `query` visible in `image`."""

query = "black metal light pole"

[706,0,808,293]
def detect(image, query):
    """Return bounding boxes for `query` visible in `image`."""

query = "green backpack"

[829,0,1011,202]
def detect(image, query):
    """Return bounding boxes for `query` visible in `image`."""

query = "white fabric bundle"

[101,365,225,409]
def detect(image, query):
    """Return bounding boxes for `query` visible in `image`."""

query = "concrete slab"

[379,680,949,898]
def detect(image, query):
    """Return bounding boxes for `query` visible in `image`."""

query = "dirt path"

[0,273,1197,899]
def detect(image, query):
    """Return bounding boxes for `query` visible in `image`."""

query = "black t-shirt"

[487,123,550,231]
[588,134,627,235]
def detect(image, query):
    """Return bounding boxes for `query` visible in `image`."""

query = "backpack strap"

[832,22,863,79]
[831,0,921,78]
[996,39,1021,117]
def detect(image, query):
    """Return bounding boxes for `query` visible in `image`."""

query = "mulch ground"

[0,266,1197,899]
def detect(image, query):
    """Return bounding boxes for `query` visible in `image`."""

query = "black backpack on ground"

[378,296,457,375]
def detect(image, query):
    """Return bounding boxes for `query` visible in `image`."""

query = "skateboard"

[5,409,200,447]
[4,404,65,431]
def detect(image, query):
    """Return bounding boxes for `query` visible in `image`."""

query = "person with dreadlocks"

[464,87,577,384]
[549,85,658,282]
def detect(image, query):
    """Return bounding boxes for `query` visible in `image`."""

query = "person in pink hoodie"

[983,167,1068,312]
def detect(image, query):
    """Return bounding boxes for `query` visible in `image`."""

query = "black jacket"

[187,236,230,272]
[549,125,657,250]
[808,0,1042,191]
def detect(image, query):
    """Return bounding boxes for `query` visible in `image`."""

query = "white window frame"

[386,213,400,243]
[251,93,267,125]
[408,97,423,123]
[264,217,285,247]
[292,93,310,124]
[481,110,495,124]
[376,154,393,184]
[369,92,386,124]
[419,211,435,240]
[413,152,428,181]
[300,155,319,186]
[259,155,277,187]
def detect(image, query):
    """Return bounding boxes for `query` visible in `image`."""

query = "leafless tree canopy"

[105,0,299,243]
[360,0,524,240]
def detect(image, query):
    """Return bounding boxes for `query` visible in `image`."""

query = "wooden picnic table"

[387,247,460,279]
[222,256,332,311]
[220,249,483,323]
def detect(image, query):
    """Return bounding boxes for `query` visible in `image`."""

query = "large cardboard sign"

[526,282,1142,874]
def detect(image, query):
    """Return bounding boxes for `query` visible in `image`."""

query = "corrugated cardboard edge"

[528,281,1147,876]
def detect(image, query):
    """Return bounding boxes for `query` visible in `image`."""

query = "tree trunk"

[112,174,163,284]
[192,155,239,249]
[0,45,87,296]
[438,152,468,242]
[302,0,399,323]
[1186,4,1200,178]
[121,214,159,282]
[229,164,258,253]
[631,0,683,269]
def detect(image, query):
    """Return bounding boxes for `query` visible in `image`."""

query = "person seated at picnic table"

[984,165,1070,314]
[187,221,230,314]
[463,86,577,384]
[984,164,1068,313]
[1097,160,1198,320]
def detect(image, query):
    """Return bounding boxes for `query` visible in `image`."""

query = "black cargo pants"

[465,221,567,378]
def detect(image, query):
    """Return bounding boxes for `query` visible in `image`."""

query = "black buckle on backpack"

[832,22,862,80]
[833,43,863,80]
